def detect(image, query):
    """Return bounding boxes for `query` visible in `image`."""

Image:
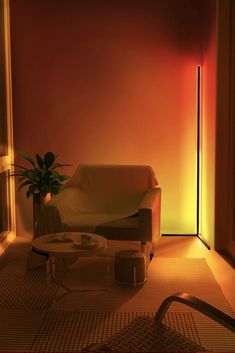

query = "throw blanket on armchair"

[36,164,160,241]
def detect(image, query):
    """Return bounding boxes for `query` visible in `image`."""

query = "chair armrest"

[139,187,161,210]
[139,187,161,242]
[154,292,235,333]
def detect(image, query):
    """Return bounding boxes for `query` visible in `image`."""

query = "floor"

[0,234,234,352]
[4,233,235,311]
[155,235,235,311]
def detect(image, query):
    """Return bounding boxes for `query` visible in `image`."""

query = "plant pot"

[33,193,51,235]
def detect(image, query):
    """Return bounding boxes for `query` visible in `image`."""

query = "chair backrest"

[61,164,158,214]
[65,164,158,193]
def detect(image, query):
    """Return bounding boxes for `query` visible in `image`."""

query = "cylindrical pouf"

[114,250,147,286]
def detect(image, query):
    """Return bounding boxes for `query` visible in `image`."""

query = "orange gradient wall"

[10,0,205,237]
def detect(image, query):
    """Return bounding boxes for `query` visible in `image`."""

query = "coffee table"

[32,232,109,303]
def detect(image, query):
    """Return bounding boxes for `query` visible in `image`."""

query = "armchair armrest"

[139,187,161,242]
[155,292,235,333]
[139,186,161,209]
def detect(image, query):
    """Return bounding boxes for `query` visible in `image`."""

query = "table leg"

[46,256,56,306]
[51,255,56,278]
[133,266,136,288]
[46,256,52,283]
[46,254,110,306]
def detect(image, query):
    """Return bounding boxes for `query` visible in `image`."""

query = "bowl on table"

[73,234,98,249]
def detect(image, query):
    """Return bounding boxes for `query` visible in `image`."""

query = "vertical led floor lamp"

[196,65,210,249]
[162,65,210,249]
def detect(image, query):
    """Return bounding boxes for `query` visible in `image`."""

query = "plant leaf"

[13,149,71,198]
[26,190,31,198]
[19,151,35,167]
[23,170,37,181]
[50,163,71,170]
[18,180,32,191]
[29,184,38,193]
[10,163,29,171]
[18,176,27,182]
[10,172,25,177]
[58,174,70,181]
[36,154,44,169]
[44,152,55,169]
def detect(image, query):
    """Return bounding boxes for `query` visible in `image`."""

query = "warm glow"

[161,61,198,234]
[0,0,16,254]
[0,231,16,256]
[200,32,216,247]
[10,1,206,236]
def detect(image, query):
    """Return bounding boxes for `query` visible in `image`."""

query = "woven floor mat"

[0,309,234,352]
[0,258,64,310]
[0,243,234,352]
[0,310,47,352]
[192,311,235,352]
[31,311,199,352]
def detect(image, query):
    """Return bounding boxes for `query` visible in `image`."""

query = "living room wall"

[10,0,206,238]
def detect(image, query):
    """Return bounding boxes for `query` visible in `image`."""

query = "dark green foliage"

[11,151,71,200]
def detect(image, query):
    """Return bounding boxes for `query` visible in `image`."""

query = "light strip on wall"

[196,65,210,250]
[196,65,201,236]
[162,65,210,248]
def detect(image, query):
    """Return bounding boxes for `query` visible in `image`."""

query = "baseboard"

[197,234,211,250]
[161,234,197,236]
[160,234,211,250]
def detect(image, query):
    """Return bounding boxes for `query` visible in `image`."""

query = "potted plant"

[11,151,70,233]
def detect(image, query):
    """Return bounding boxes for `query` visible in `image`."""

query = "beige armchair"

[36,164,161,245]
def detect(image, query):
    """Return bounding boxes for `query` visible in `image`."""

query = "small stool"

[114,250,147,287]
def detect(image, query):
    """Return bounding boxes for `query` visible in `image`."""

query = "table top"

[32,232,107,256]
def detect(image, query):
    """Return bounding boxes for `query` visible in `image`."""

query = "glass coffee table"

[32,232,109,303]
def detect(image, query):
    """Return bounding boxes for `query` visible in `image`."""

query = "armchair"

[36,164,161,245]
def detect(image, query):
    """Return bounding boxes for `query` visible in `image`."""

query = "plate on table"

[73,238,98,249]
[46,234,73,243]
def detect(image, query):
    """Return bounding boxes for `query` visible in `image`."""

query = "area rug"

[0,257,64,310]
[31,311,201,352]
[53,256,234,314]
[0,252,234,352]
